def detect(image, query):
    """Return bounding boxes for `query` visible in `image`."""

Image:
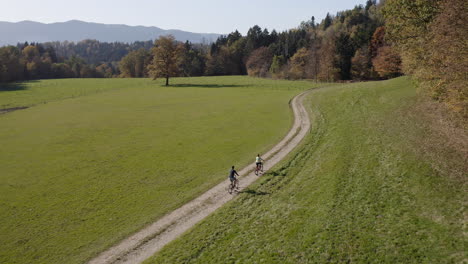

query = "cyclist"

[229,165,239,187]
[255,154,264,172]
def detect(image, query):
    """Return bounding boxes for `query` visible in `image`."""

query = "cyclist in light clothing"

[255,154,264,173]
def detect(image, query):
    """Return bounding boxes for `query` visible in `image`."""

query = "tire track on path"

[89,89,313,264]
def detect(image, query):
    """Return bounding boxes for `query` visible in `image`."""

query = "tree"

[369,26,386,58]
[306,38,321,81]
[119,48,150,77]
[227,38,247,75]
[383,0,441,73]
[204,54,222,76]
[351,47,371,80]
[147,35,184,86]
[79,65,98,78]
[205,46,233,76]
[96,63,114,78]
[269,55,286,78]
[365,0,377,11]
[372,46,402,79]
[227,31,242,46]
[179,41,207,77]
[322,13,333,30]
[288,48,309,80]
[22,45,44,79]
[246,47,273,77]
[66,56,86,78]
[384,0,441,44]
[51,63,73,78]
[334,33,355,80]
[317,32,339,82]
[422,0,467,115]
[0,46,24,82]
[385,0,466,116]
[22,45,39,62]
[246,25,263,53]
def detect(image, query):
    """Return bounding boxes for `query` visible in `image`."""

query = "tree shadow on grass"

[170,84,251,88]
[240,189,270,196]
[0,81,35,92]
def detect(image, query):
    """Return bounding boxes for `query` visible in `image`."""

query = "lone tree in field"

[148,35,184,86]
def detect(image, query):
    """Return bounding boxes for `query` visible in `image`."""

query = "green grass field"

[146,77,466,263]
[0,76,320,263]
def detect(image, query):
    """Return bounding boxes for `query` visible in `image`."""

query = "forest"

[0,0,465,116]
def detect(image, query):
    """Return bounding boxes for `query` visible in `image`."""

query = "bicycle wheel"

[255,164,260,175]
[228,182,234,194]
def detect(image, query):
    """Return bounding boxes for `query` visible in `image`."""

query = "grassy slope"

[147,77,466,263]
[0,76,320,264]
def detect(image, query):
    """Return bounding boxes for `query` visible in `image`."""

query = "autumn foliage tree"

[147,35,184,86]
[383,0,441,74]
[385,0,467,116]
[367,26,402,79]
[317,34,339,82]
[369,26,386,59]
[22,45,52,79]
[246,47,273,77]
[288,48,309,80]
[351,48,371,80]
[423,0,468,115]
[372,46,402,79]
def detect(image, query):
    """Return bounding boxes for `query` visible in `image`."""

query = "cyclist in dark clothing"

[229,166,239,182]
[228,166,240,193]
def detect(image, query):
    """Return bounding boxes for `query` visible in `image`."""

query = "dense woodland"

[0,0,466,116]
[0,40,154,80]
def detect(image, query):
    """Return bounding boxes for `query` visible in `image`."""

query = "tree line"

[119,0,393,81]
[0,1,391,83]
[121,0,466,115]
[0,0,465,116]
[0,40,156,81]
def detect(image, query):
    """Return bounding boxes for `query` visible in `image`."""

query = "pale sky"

[0,0,366,34]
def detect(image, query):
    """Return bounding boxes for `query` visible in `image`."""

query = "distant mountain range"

[0,20,222,46]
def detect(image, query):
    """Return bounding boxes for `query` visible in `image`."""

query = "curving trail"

[88,89,312,264]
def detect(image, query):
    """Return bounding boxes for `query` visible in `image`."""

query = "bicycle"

[228,178,239,194]
[254,162,264,176]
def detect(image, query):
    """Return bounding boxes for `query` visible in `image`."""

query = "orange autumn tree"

[147,35,184,86]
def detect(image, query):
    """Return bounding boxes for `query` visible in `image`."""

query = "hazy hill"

[0,20,221,45]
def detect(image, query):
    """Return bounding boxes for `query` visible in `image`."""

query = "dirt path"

[88,89,312,264]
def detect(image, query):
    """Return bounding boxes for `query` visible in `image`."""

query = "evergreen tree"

[322,13,332,30]
[334,33,355,80]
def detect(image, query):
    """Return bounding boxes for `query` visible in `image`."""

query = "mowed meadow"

[0,76,319,263]
[147,77,466,263]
